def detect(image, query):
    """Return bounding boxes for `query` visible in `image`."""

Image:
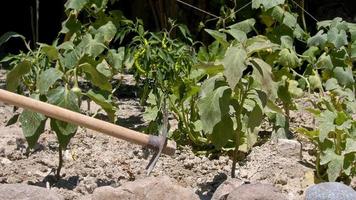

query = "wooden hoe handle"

[0,89,176,155]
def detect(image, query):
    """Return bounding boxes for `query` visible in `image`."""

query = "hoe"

[0,89,176,174]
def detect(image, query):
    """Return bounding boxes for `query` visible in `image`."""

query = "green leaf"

[198,86,232,134]
[250,58,277,98]
[19,94,46,148]
[0,32,26,47]
[5,113,20,127]
[77,34,106,58]
[41,44,59,61]
[252,0,285,10]
[222,46,247,89]
[86,90,116,122]
[143,106,159,122]
[333,67,354,87]
[107,47,125,71]
[351,41,356,59]
[210,115,234,149]
[224,29,247,42]
[282,12,297,28]
[316,53,333,70]
[94,21,117,43]
[47,87,79,148]
[278,48,301,68]
[246,36,277,55]
[308,74,322,90]
[307,30,327,47]
[81,62,112,91]
[344,138,356,154]
[228,19,256,33]
[61,13,81,34]
[327,28,348,49]
[37,68,63,94]
[6,60,31,92]
[247,104,264,130]
[96,59,112,78]
[318,110,337,142]
[288,79,303,98]
[324,78,339,91]
[320,149,344,181]
[65,0,89,11]
[205,29,229,47]
[20,110,46,148]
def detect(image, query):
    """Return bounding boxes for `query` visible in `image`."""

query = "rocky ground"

[0,69,354,200]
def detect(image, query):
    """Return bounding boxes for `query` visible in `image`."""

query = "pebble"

[1,158,12,165]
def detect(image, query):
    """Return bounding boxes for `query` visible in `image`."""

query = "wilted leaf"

[278,48,301,68]
[41,44,59,61]
[307,30,327,47]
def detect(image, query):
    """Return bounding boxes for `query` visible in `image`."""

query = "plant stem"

[56,145,63,179]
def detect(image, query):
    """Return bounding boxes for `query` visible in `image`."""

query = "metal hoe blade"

[146,98,169,175]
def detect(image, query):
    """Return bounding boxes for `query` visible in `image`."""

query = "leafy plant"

[298,79,355,182]
[196,18,280,177]
[130,20,206,145]
[1,0,132,178]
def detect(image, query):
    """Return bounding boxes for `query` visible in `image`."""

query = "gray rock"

[276,139,301,159]
[91,176,199,200]
[0,184,63,200]
[211,178,244,200]
[227,183,287,200]
[305,182,356,200]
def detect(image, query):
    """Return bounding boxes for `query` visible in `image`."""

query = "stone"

[91,176,199,200]
[211,178,244,200]
[276,139,301,159]
[305,182,356,200]
[227,183,287,200]
[0,184,63,200]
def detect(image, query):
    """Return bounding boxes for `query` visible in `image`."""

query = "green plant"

[1,0,132,178]
[196,18,281,177]
[131,20,207,145]
[298,79,355,182]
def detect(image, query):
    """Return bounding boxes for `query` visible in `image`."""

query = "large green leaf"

[318,110,337,142]
[94,21,117,43]
[252,0,285,10]
[47,87,79,148]
[86,90,116,122]
[307,30,327,47]
[81,62,112,91]
[228,19,256,34]
[77,34,106,58]
[41,44,59,61]
[278,48,300,68]
[210,115,234,149]
[37,68,63,94]
[198,86,231,134]
[19,94,46,148]
[107,47,125,71]
[250,58,277,98]
[246,36,277,56]
[6,60,31,92]
[327,28,348,49]
[205,29,229,48]
[320,149,344,181]
[222,46,247,89]
[96,59,112,78]
[333,67,354,87]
